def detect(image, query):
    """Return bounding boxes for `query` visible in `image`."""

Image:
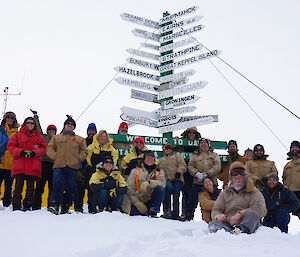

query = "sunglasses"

[134,141,144,145]
[230,169,246,176]
[187,131,196,134]
[26,122,35,125]
[164,147,173,150]
[104,160,113,164]
[6,116,15,119]
[65,122,74,126]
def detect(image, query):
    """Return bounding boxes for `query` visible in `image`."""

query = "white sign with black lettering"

[159,69,195,83]
[158,115,181,127]
[180,115,219,123]
[120,113,158,128]
[159,106,197,117]
[131,89,158,103]
[159,44,202,63]
[141,42,159,51]
[126,48,160,61]
[159,6,199,24]
[114,77,157,92]
[121,106,159,120]
[160,24,204,43]
[158,81,207,100]
[120,13,159,29]
[157,77,188,91]
[162,94,200,109]
[159,38,194,53]
[115,66,159,82]
[132,29,160,42]
[126,57,159,71]
[159,15,202,33]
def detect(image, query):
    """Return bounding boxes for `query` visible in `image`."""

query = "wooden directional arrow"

[160,24,204,44]
[158,115,181,127]
[159,15,203,33]
[158,81,207,100]
[159,69,195,83]
[131,89,159,103]
[159,6,199,24]
[114,77,158,92]
[158,106,197,117]
[120,13,159,29]
[162,94,200,109]
[115,66,159,82]
[159,44,202,63]
[120,106,159,120]
[132,28,160,42]
[159,38,194,53]
[141,42,159,51]
[126,48,160,61]
[120,113,158,128]
[126,57,159,71]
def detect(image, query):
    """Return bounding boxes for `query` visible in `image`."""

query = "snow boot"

[48,201,59,215]
[2,198,11,207]
[160,211,172,219]
[230,224,250,235]
[61,204,71,214]
[22,199,32,212]
[185,211,194,221]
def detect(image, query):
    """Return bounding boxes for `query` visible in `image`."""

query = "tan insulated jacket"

[283,158,300,191]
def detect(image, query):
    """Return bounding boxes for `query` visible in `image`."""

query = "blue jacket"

[0,125,9,161]
[261,182,300,215]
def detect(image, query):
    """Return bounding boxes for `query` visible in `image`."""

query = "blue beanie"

[87,123,97,133]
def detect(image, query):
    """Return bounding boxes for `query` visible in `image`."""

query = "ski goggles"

[230,168,246,176]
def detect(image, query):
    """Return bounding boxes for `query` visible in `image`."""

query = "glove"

[109,188,117,198]
[195,172,206,181]
[20,150,27,157]
[175,172,181,180]
[139,181,151,194]
[134,200,148,214]
[76,171,85,184]
[30,109,37,115]
[29,151,36,158]
[103,176,116,189]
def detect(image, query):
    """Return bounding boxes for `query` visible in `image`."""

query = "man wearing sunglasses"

[46,115,88,215]
[209,161,267,234]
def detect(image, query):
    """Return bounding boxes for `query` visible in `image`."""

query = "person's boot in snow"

[48,201,59,215]
[185,211,194,221]
[230,224,250,235]
[61,204,71,214]
[2,198,11,207]
[160,211,172,219]
[22,199,32,212]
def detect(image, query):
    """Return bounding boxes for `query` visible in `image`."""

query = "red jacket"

[7,126,46,178]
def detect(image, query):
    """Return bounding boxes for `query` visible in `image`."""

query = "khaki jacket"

[198,189,221,223]
[211,178,267,220]
[127,163,166,204]
[283,158,300,191]
[218,154,248,187]
[245,159,278,189]
[188,151,221,185]
[158,153,187,183]
[46,133,88,170]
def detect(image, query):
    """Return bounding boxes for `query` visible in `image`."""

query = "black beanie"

[143,150,155,160]
[227,140,238,149]
[290,141,300,150]
[253,144,265,154]
[268,174,279,182]
[64,115,76,129]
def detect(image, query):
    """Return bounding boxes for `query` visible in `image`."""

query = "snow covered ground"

[1,206,300,257]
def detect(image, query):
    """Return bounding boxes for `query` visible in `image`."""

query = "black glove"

[29,151,36,158]
[175,172,181,179]
[20,151,27,157]
[76,171,85,184]
[103,176,116,189]
[30,109,37,115]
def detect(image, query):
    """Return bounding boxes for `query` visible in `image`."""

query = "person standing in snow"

[159,143,187,220]
[245,144,278,190]
[282,141,300,219]
[30,109,57,210]
[46,115,87,214]
[7,117,47,211]
[127,150,166,217]
[185,138,221,221]
[0,112,19,207]
[209,161,267,234]
[261,174,299,233]
[89,155,127,212]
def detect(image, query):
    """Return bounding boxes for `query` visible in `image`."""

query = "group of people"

[0,111,300,235]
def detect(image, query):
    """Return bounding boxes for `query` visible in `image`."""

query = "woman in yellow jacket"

[0,112,19,207]
[89,156,127,212]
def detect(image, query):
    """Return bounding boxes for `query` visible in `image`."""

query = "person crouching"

[89,156,127,212]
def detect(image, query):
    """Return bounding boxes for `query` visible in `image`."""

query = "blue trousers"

[96,189,123,211]
[262,209,290,233]
[187,183,203,213]
[182,172,193,215]
[130,186,164,216]
[50,167,77,206]
[163,180,183,218]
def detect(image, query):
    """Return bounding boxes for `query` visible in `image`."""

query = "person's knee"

[244,210,259,220]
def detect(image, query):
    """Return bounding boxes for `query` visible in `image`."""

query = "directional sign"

[126,57,159,71]
[162,94,200,109]
[132,29,160,42]
[120,106,159,120]
[120,113,158,128]
[161,50,221,72]
[159,69,195,83]
[159,15,202,33]
[158,115,181,127]
[159,44,202,63]
[180,115,219,123]
[120,13,159,29]
[158,106,197,117]
[131,89,159,103]
[126,48,160,61]
[158,81,207,100]
[127,121,137,128]
[159,38,194,53]
[158,77,188,91]
[115,66,159,82]
[159,116,214,133]
[160,24,204,43]
[141,42,159,51]
[114,77,158,92]
[159,6,199,24]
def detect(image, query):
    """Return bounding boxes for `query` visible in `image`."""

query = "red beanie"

[133,137,145,147]
[47,124,57,132]
[119,122,128,130]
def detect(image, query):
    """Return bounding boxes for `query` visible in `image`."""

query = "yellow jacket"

[0,123,19,170]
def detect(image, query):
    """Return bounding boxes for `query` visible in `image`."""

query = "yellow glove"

[134,200,148,214]
[109,188,117,198]
[139,181,151,194]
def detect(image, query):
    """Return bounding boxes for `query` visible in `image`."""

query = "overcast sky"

[0,0,299,176]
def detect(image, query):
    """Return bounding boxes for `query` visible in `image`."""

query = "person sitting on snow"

[209,161,267,234]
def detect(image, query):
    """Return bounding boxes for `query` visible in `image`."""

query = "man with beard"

[283,141,300,219]
[209,161,267,234]
[218,140,248,187]
[245,144,278,190]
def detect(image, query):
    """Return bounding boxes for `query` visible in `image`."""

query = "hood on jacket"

[1,111,18,128]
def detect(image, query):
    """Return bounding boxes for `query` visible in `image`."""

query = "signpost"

[158,115,181,127]
[114,77,158,92]
[132,28,160,42]
[159,44,202,63]
[120,13,159,29]
[131,89,159,103]
[159,69,196,83]
[126,57,159,71]
[158,105,197,116]
[159,6,199,23]
[159,38,194,52]
[115,66,160,82]
[126,49,160,61]
[120,113,158,128]
[159,15,202,33]
[162,94,200,109]
[141,42,159,51]
[120,106,159,120]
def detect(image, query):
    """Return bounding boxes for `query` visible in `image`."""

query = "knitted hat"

[253,144,264,153]
[103,155,113,163]
[267,173,279,182]
[163,143,173,150]
[64,115,76,129]
[23,117,36,130]
[181,127,201,139]
[47,124,57,132]
[290,141,300,150]
[199,137,210,145]
[143,150,155,160]
[133,137,145,147]
[119,122,128,130]
[87,123,97,133]
[227,140,237,149]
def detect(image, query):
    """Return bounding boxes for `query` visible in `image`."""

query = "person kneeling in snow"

[89,156,127,212]
[127,150,166,217]
[261,174,300,233]
[209,161,267,234]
